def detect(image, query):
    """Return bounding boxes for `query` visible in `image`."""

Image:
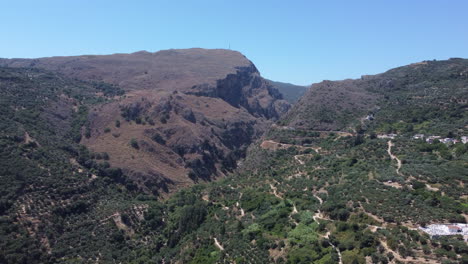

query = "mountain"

[282,58,468,133]
[0,49,290,195]
[0,56,467,264]
[0,49,289,119]
[266,80,308,103]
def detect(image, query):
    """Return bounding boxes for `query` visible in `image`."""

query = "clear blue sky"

[2,0,468,85]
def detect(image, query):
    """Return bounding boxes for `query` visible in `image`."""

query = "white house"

[462,136,468,144]
[378,134,397,139]
[441,138,455,144]
[419,224,468,241]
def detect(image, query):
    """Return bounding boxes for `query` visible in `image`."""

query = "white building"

[462,136,468,144]
[377,134,397,139]
[441,138,455,145]
[419,224,468,241]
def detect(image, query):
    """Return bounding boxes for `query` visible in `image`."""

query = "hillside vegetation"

[0,58,467,264]
[283,58,468,133]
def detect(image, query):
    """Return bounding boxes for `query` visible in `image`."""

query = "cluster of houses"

[413,134,468,145]
[375,133,468,145]
[419,224,468,241]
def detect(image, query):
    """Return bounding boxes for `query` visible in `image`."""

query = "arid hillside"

[0,49,250,92]
[0,49,289,118]
[0,49,290,195]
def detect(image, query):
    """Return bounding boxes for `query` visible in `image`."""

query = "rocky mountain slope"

[0,49,290,195]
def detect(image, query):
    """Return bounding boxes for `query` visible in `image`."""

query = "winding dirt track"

[294,155,305,165]
[387,140,402,175]
[214,237,224,251]
[311,193,342,263]
[269,183,283,199]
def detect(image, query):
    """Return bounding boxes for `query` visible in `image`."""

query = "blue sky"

[2,0,468,85]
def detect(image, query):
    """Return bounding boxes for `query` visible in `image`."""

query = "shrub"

[130,138,139,149]
[151,134,166,145]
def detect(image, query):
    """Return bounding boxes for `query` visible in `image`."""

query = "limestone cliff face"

[189,64,290,120]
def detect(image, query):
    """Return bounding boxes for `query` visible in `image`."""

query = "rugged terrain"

[0,56,467,264]
[1,49,290,194]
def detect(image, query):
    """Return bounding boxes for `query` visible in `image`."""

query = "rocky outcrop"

[189,64,289,119]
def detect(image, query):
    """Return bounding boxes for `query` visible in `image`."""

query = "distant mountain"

[267,79,308,103]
